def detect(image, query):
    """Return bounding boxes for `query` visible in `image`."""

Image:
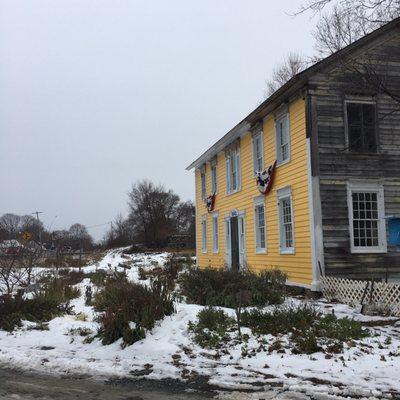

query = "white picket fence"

[321,276,400,317]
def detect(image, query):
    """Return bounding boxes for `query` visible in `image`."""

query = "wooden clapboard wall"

[308,28,400,280]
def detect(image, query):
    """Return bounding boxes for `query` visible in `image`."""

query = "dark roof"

[186,16,400,170]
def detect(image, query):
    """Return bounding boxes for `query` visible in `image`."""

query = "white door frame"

[224,209,246,270]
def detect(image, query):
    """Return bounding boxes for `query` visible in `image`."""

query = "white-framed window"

[345,100,377,153]
[238,215,246,266]
[211,164,217,194]
[278,187,294,254]
[252,132,264,174]
[226,148,241,194]
[275,114,290,165]
[200,168,206,199]
[201,215,207,253]
[212,212,219,253]
[347,182,387,253]
[254,197,266,253]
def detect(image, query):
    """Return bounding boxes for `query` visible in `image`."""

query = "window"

[201,215,207,253]
[212,213,219,253]
[278,187,294,253]
[347,183,386,253]
[254,198,266,253]
[252,132,264,173]
[211,164,217,194]
[200,168,206,199]
[346,101,377,153]
[275,114,290,164]
[226,148,240,194]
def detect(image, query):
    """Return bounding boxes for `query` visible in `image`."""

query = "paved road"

[0,368,213,400]
[0,368,315,400]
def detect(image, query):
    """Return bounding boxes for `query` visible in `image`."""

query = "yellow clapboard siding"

[195,97,313,285]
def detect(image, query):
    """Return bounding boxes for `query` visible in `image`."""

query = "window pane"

[226,158,231,193]
[351,190,380,248]
[211,166,217,193]
[349,126,362,151]
[213,217,218,251]
[347,103,362,125]
[362,104,375,125]
[347,102,377,153]
[201,172,206,198]
[202,219,207,251]
[229,151,239,191]
[255,205,265,250]
[276,117,289,163]
[255,135,263,172]
[280,196,293,249]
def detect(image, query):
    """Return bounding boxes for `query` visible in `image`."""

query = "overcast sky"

[0,0,316,240]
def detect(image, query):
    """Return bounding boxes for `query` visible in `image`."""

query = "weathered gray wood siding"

[309,29,400,280]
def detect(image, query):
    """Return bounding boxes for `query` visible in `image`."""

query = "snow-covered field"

[1,249,400,399]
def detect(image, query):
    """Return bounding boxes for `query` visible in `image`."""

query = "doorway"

[225,211,245,270]
[230,216,239,271]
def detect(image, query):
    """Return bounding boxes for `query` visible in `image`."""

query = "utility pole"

[32,211,43,245]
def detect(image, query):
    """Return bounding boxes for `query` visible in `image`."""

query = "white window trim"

[201,215,207,253]
[211,164,218,195]
[200,170,206,200]
[224,216,231,266]
[212,211,219,253]
[224,210,246,270]
[347,181,387,254]
[275,113,291,167]
[252,132,264,176]
[277,186,295,255]
[254,196,267,254]
[226,148,241,195]
[238,213,246,269]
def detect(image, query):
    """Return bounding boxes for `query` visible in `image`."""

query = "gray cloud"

[0,0,314,239]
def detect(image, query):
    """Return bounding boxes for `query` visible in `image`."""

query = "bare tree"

[0,255,24,295]
[0,213,44,243]
[0,239,43,295]
[0,214,21,239]
[128,180,180,248]
[174,200,195,248]
[69,223,93,251]
[265,52,306,98]
[313,6,373,57]
[104,214,134,248]
[297,0,400,57]
[298,0,400,23]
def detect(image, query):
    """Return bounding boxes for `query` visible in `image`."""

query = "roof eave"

[186,120,251,170]
[186,76,308,171]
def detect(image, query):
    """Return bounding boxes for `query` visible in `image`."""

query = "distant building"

[0,239,24,255]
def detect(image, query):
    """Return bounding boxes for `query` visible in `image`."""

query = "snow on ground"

[1,249,400,399]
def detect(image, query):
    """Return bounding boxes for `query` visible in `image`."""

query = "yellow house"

[187,19,400,290]
[187,95,318,289]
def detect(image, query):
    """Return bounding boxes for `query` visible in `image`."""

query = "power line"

[86,221,112,230]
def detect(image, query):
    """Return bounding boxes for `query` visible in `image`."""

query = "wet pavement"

[0,368,212,400]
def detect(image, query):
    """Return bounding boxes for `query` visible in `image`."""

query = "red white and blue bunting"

[256,160,277,195]
[206,194,216,213]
